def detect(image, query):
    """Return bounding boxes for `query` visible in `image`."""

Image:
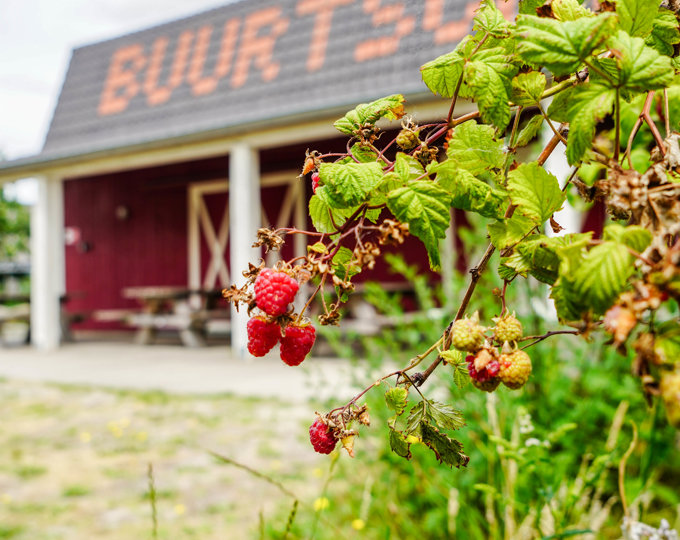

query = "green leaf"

[387,181,452,270]
[473,0,510,36]
[515,115,544,147]
[564,83,616,165]
[385,387,409,416]
[406,401,427,435]
[332,246,361,282]
[426,401,466,432]
[616,0,659,37]
[488,214,536,249]
[552,0,593,21]
[603,223,653,253]
[348,143,382,164]
[394,152,426,182]
[571,241,635,315]
[464,48,519,129]
[511,72,547,106]
[309,188,336,233]
[320,162,383,209]
[507,162,566,224]
[432,162,506,219]
[519,0,545,14]
[655,321,680,364]
[516,13,617,75]
[420,423,469,468]
[420,49,464,98]
[333,94,405,135]
[389,427,413,459]
[610,31,674,92]
[452,363,469,389]
[645,9,680,56]
[447,120,505,174]
[442,350,470,388]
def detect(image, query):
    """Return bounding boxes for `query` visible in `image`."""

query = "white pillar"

[30,175,65,349]
[229,143,261,359]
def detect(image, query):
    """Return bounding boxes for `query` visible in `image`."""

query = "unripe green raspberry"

[499,350,532,389]
[395,128,419,150]
[493,314,523,343]
[472,376,500,392]
[451,317,485,352]
[660,370,680,428]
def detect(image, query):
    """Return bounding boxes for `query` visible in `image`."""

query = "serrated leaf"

[552,0,593,21]
[447,120,505,174]
[654,321,680,364]
[385,387,409,416]
[464,48,519,130]
[610,31,674,92]
[516,13,617,75]
[515,114,544,147]
[349,143,382,164]
[511,72,547,106]
[488,214,536,249]
[394,152,426,182]
[571,241,635,315]
[520,0,545,14]
[474,0,510,36]
[452,363,470,388]
[406,401,427,435]
[616,0,658,37]
[426,401,466,432]
[320,162,383,209]
[309,188,337,233]
[420,423,469,468]
[550,277,586,321]
[603,223,652,253]
[387,181,452,270]
[507,162,566,224]
[420,49,465,98]
[389,428,413,459]
[432,162,506,219]
[333,94,405,135]
[645,9,680,56]
[332,246,361,281]
[564,83,616,165]
[547,86,575,123]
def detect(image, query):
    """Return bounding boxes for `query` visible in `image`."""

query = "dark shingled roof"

[37,0,484,161]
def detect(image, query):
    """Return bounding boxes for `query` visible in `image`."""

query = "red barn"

[0,0,514,355]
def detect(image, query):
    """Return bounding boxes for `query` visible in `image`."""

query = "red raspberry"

[246,316,281,357]
[311,172,320,194]
[254,268,299,316]
[309,418,337,454]
[280,324,316,366]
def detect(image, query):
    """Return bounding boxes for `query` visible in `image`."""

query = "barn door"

[188,180,230,290]
[187,173,306,291]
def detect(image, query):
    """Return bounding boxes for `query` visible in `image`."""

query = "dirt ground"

[0,378,330,539]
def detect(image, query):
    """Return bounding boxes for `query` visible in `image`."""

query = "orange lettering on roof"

[187,19,240,96]
[144,31,194,106]
[97,44,146,116]
[423,0,477,45]
[296,0,354,72]
[354,0,415,62]
[231,7,289,89]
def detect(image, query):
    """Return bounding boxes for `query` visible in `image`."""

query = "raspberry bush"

[225,0,680,483]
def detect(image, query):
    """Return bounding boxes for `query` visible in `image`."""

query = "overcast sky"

[0,0,233,161]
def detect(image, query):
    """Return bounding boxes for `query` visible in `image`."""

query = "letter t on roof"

[296,0,354,72]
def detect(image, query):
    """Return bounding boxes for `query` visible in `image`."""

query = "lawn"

[0,378,325,539]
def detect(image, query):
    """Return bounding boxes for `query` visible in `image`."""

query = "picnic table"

[122,286,229,347]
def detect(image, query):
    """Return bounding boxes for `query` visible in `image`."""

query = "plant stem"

[416,242,496,386]
[614,88,621,162]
